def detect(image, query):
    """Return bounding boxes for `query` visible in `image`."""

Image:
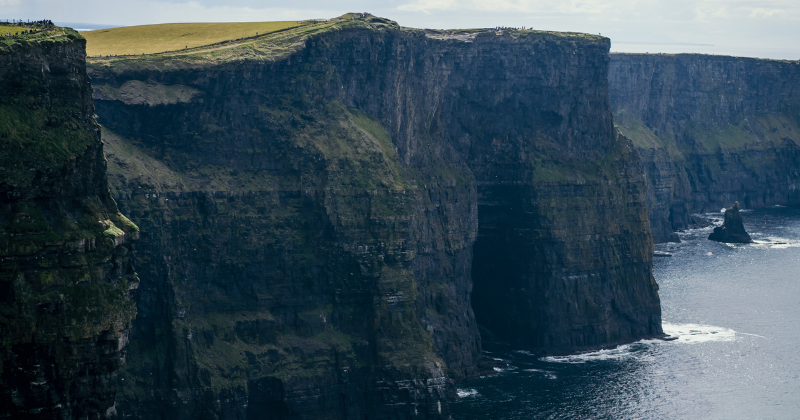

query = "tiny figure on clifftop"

[708,202,753,243]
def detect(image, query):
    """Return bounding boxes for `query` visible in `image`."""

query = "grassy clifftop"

[83,21,302,56]
[85,14,399,66]
[85,13,607,71]
[0,23,80,51]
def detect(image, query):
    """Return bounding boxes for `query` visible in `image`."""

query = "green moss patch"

[0,103,95,189]
[684,112,800,152]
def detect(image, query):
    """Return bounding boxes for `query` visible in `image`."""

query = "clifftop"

[85,13,608,71]
[0,23,80,51]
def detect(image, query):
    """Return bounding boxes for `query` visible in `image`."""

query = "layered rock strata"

[89,15,662,419]
[609,53,800,242]
[0,29,138,418]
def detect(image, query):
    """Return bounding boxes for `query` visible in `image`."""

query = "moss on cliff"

[1,30,138,419]
[0,104,95,189]
[684,112,800,152]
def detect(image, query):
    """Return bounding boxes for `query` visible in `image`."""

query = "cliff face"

[89,16,661,419]
[609,54,800,242]
[0,30,138,418]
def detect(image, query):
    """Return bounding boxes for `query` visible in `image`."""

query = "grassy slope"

[83,21,305,56]
[615,109,800,154]
[85,14,603,71]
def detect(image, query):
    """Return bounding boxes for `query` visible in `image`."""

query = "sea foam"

[457,388,479,398]
[661,322,736,343]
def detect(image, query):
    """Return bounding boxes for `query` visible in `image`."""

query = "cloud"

[5,0,799,59]
[749,8,781,18]
[397,0,617,14]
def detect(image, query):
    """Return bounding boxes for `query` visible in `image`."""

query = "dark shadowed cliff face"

[0,30,138,418]
[89,16,661,419]
[609,54,800,242]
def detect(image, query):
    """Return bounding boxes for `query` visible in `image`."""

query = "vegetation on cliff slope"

[83,21,302,56]
[0,24,79,50]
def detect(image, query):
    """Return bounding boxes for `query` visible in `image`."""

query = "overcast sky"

[2,0,798,59]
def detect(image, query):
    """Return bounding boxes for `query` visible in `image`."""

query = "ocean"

[451,206,800,419]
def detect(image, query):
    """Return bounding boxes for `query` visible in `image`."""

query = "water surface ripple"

[451,206,800,419]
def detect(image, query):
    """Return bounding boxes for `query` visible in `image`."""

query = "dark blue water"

[451,206,800,419]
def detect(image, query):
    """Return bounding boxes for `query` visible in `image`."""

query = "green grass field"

[82,21,304,56]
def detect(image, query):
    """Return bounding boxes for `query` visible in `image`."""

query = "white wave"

[457,388,479,398]
[540,323,737,365]
[661,322,735,344]
[750,237,800,249]
[737,332,765,338]
[512,350,535,356]
[541,343,641,364]
[522,368,558,379]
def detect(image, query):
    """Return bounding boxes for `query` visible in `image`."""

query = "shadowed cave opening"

[469,185,542,349]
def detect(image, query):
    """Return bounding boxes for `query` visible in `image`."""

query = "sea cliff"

[88,15,662,418]
[609,53,800,242]
[0,28,138,418]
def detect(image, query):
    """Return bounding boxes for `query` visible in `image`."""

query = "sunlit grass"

[83,21,304,56]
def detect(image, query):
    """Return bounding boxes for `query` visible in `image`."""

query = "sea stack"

[708,202,753,243]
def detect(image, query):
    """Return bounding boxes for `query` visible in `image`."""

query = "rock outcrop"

[708,202,753,243]
[609,53,800,242]
[0,28,138,418]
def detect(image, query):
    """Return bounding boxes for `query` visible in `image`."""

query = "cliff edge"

[0,26,138,418]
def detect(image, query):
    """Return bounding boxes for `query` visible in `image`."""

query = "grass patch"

[0,24,78,50]
[614,109,684,159]
[685,113,800,152]
[83,21,303,56]
[102,126,190,193]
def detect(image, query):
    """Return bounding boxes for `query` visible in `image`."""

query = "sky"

[2,0,799,60]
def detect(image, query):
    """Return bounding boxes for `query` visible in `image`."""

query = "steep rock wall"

[0,30,138,419]
[609,54,800,242]
[90,16,661,419]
